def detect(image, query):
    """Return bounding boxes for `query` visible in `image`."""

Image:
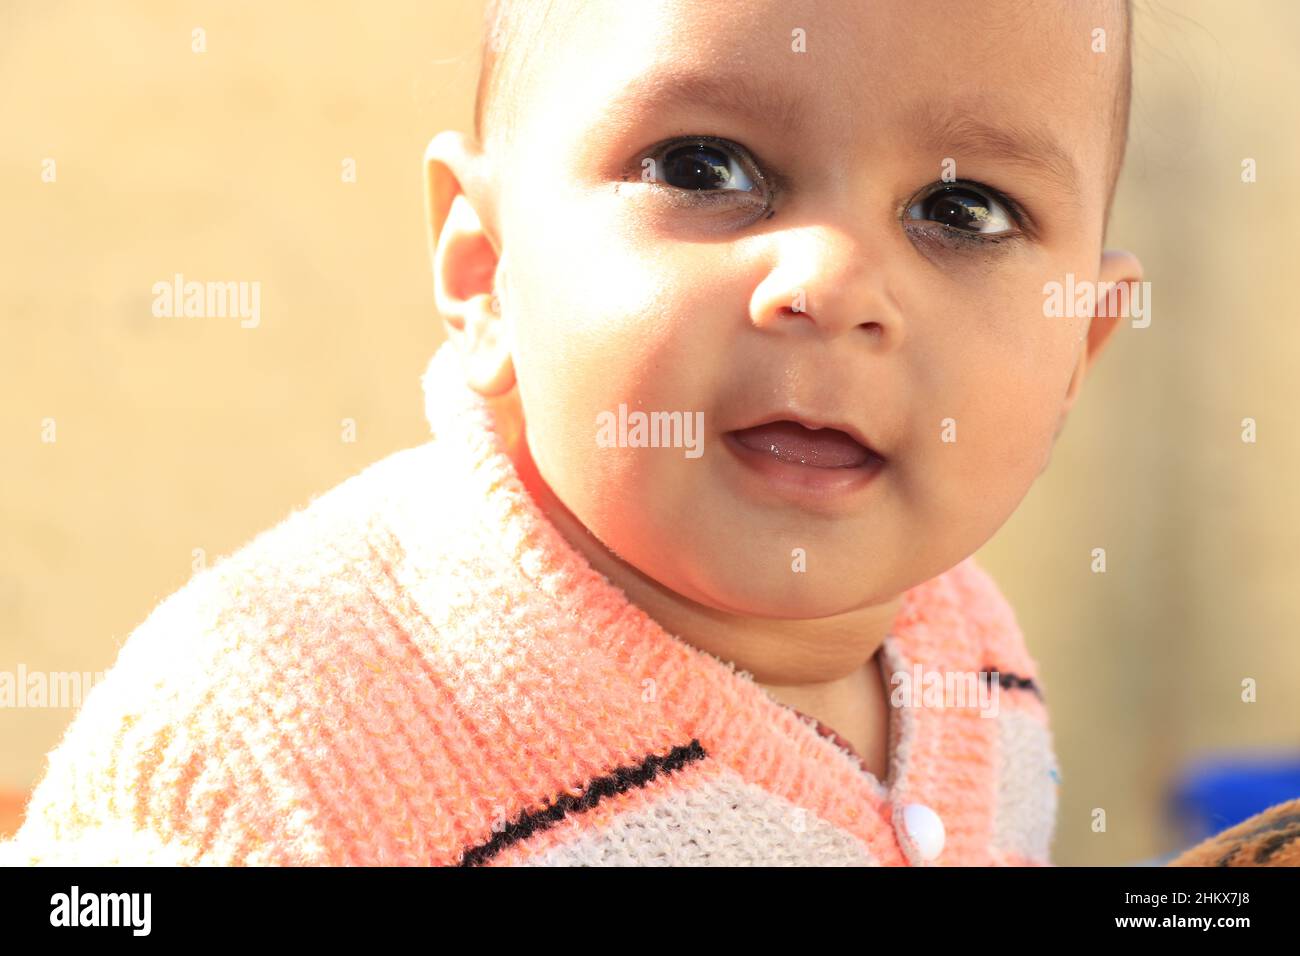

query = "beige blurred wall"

[2,1,1298,866]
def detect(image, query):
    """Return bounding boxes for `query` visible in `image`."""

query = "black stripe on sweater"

[982,669,1042,699]
[457,738,709,866]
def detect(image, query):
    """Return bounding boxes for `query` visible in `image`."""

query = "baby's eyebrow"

[911,102,1084,205]
[596,66,811,142]
[599,66,1084,203]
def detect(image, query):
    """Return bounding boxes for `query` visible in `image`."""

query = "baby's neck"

[494,391,901,764]
[757,651,893,781]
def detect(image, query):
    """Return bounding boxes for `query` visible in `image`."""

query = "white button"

[898,803,945,862]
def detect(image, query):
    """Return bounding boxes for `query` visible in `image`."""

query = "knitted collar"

[396,339,1011,864]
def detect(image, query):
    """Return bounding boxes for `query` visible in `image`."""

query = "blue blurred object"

[1131,849,1180,866]
[1166,749,1300,849]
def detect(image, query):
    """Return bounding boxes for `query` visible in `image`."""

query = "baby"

[2,0,1142,866]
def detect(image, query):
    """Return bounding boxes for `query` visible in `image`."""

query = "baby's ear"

[423,130,513,397]
[1059,248,1144,416]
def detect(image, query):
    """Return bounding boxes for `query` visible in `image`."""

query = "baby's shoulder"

[116,443,448,679]
[10,442,473,863]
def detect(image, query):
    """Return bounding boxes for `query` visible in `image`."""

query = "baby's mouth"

[726,420,884,469]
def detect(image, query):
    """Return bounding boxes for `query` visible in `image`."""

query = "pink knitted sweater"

[1,341,1060,866]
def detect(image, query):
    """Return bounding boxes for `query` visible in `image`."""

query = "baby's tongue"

[731,420,870,468]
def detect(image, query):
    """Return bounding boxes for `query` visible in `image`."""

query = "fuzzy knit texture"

[0,340,1061,866]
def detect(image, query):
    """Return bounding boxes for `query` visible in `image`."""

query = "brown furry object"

[1167,797,1300,866]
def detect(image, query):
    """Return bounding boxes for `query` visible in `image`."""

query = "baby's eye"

[639,136,762,197]
[904,181,1020,237]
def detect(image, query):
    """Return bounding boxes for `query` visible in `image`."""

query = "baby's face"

[477,0,1134,616]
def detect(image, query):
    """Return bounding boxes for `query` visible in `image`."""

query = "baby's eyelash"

[903,220,1027,258]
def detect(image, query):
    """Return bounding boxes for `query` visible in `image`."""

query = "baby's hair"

[474,0,1133,234]
[474,0,561,152]
[1106,0,1135,236]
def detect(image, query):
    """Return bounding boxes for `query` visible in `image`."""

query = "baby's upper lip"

[727,410,885,460]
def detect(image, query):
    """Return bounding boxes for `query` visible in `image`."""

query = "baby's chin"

[697,586,890,622]
[638,541,911,621]
[581,477,923,620]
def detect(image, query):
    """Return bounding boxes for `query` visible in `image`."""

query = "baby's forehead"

[490,0,1126,208]
[522,8,1112,164]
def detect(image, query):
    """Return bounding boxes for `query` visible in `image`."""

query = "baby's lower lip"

[721,424,886,505]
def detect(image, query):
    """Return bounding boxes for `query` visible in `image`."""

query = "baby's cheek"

[575,445,703,585]
[929,376,1059,514]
